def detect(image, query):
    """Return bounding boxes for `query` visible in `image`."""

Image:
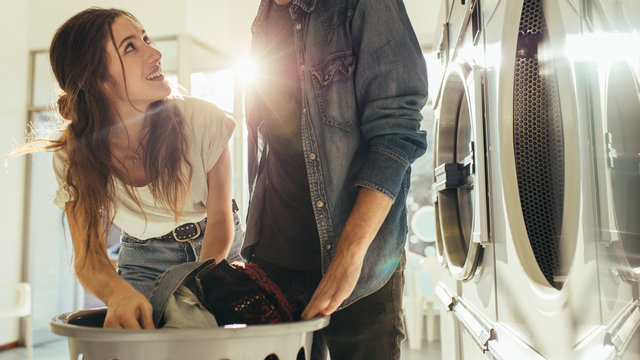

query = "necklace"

[129,142,144,163]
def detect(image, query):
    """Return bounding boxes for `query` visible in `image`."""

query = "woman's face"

[102,15,171,114]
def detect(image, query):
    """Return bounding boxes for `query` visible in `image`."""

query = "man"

[242,0,428,358]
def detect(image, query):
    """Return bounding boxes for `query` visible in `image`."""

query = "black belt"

[161,218,207,242]
[158,200,239,242]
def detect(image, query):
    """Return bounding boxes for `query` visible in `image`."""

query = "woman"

[46,8,236,329]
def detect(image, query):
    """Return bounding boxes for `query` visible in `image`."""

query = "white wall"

[26,0,188,50]
[405,0,442,49]
[0,0,29,345]
[186,0,256,61]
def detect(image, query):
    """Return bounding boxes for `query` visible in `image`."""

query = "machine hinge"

[437,284,494,351]
[605,132,616,169]
[433,142,476,193]
[607,132,640,175]
[605,301,640,354]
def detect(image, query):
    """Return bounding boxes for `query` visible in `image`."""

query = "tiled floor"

[0,339,68,360]
[401,339,442,360]
[0,337,441,360]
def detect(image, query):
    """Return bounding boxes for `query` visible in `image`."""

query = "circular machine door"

[509,0,579,291]
[601,61,640,281]
[432,62,489,281]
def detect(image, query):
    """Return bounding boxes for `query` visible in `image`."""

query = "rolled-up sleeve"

[352,0,428,201]
[52,150,72,208]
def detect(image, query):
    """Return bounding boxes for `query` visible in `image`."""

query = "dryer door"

[509,0,577,291]
[433,63,489,281]
[598,60,640,282]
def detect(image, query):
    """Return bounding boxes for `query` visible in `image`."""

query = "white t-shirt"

[52,97,236,239]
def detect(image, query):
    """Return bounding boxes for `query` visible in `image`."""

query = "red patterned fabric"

[196,260,294,325]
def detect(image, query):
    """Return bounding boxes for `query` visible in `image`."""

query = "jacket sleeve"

[352,0,429,201]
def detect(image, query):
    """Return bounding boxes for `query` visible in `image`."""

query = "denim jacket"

[243,0,428,307]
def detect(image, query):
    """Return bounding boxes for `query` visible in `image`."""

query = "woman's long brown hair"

[45,8,192,271]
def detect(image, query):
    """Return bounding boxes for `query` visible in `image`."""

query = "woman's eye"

[143,36,152,45]
[124,43,136,53]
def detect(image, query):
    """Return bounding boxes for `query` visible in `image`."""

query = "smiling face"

[102,15,171,117]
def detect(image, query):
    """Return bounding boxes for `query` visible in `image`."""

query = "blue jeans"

[118,213,244,299]
[117,230,204,299]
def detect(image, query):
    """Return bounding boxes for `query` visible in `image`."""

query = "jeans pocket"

[310,50,357,132]
[120,235,152,247]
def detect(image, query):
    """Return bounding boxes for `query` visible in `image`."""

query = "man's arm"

[301,188,392,319]
[302,0,427,319]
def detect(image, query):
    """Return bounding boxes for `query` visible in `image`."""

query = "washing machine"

[434,0,579,358]
[485,0,611,358]
[432,0,640,359]
[572,0,640,358]
[431,0,497,359]
[488,0,640,358]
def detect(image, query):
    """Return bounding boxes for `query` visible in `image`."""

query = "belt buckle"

[172,222,201,242]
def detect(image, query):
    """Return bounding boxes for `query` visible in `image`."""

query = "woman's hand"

[65,205,155,329]
[103,283,155,329]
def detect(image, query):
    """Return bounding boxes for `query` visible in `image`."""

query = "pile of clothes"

[149,259,295,329]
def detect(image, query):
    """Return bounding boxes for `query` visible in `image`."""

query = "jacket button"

[296,23,302,30]
[302,108,307,114]
[316,200,324,208]
[324,244,332,251]
[309,153,316,160]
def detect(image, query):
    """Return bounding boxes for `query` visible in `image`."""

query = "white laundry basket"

[50,308,329,360]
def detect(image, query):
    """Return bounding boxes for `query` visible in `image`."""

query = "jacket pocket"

[311,51,357,132]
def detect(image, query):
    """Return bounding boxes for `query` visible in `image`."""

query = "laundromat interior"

[1,0,639,359]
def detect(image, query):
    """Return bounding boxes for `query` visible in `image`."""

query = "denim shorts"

[118,213,244,299]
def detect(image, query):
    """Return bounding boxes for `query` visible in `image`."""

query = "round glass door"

[433,64,484,281]
[605,61,640,280]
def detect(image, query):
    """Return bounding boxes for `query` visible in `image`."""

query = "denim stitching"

[355,180,395,200]
[370,145,411,168]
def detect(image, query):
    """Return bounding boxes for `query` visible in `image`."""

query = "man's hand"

[301,250,363,320]
[103,284,155,329]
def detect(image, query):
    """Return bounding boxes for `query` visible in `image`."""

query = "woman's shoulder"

[172,96,227,119]
[171,96,236,136]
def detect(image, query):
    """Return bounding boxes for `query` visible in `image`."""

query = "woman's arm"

[199,145,234,261]
[66,207,154,329]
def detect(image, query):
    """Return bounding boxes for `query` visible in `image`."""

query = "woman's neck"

[109,107,148,161]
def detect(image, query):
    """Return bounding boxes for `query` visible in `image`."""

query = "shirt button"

[309,153,316,160]
[316,200,324,208]
[302,108,307,114]
[296,23,302,30]
[324,244,332,251]
[301,65,305,72]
